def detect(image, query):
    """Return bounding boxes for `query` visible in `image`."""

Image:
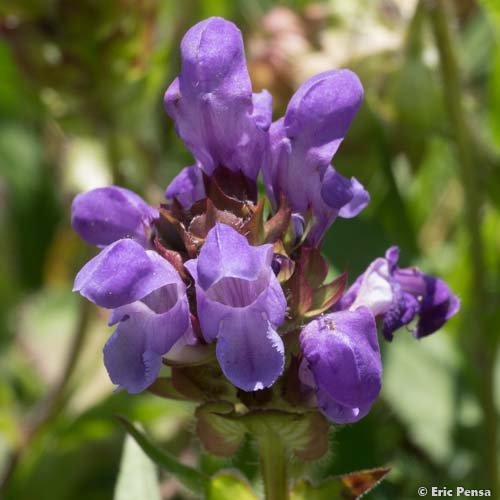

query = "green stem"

[428,1,498,496]
[257,430,289,500]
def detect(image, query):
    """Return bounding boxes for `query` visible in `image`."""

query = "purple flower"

[74,239,191,393]
[69,15,460,422]
[299,307,382,423]
[71,186,158,248]
[164,17,271,181]
[340,246,460,340]
[185,223,287,391]
[165,165,206,209]
[262,70,370,244]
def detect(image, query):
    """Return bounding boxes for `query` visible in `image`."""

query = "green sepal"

[288,249,346,318]
[196,402,247,457]
[300,248,329,288]
[242,410,329,461]
[146,377,193,401]
[243,197,266,245]
[304,271,347,318]
[171,363,236,401]
[288,259,314,316]
[196,405,329,461]
[263,195,292,243]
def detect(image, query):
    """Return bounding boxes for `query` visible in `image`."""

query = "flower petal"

[320,167,355,211]
[284,70,364,166]
[103,318,162,394]
[165,165,206,209]
[300,307,381,409]
[307,167,370,242]
[251,90,273,130]
[382,290,419,341]
[71,186,158,247]
[164,17,267,179]
[349,258,394,316]
[109,296,190,357]
[254,273,287,326]
[415,276,460,338]
[74,239,181,308]
[193,285,230,342]
[196,223,273,289]
[216,311,284,391]
[316,388,373,424]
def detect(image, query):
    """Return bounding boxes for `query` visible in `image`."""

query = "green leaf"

[382,333,459,463]
[116,417,208,495]
[205,471,257,500]
[290,467,391,500]
[114,431,161,500]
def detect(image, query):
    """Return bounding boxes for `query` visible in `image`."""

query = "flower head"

[70,17,460,430]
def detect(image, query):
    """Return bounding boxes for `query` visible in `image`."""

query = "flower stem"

[257,430,289,500]
[428,1,498,496]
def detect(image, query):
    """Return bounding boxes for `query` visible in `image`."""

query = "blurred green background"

[0,0,499,498]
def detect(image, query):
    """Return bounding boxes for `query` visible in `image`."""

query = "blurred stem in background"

[428,0,498,496]
[0,297,92,495]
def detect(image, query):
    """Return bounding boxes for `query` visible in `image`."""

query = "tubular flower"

[74,239,192,393]
[71,17,460,431]
[185,223,286,392]
[164,17,271,182]
[262,70,370,244]
[338,246,460,340]
[71,186,158,248]
[299,307,382,424]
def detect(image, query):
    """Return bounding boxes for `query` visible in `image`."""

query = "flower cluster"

[72,17,459,424]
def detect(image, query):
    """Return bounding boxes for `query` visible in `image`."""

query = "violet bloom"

[73,239,191,393]
[165,165,206,209]
[262,70,370,244]
[164,17,272,182]
[185,223,287,391]
[72,186,158,248]
[340,247,460,340]
[299,307,382,424]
